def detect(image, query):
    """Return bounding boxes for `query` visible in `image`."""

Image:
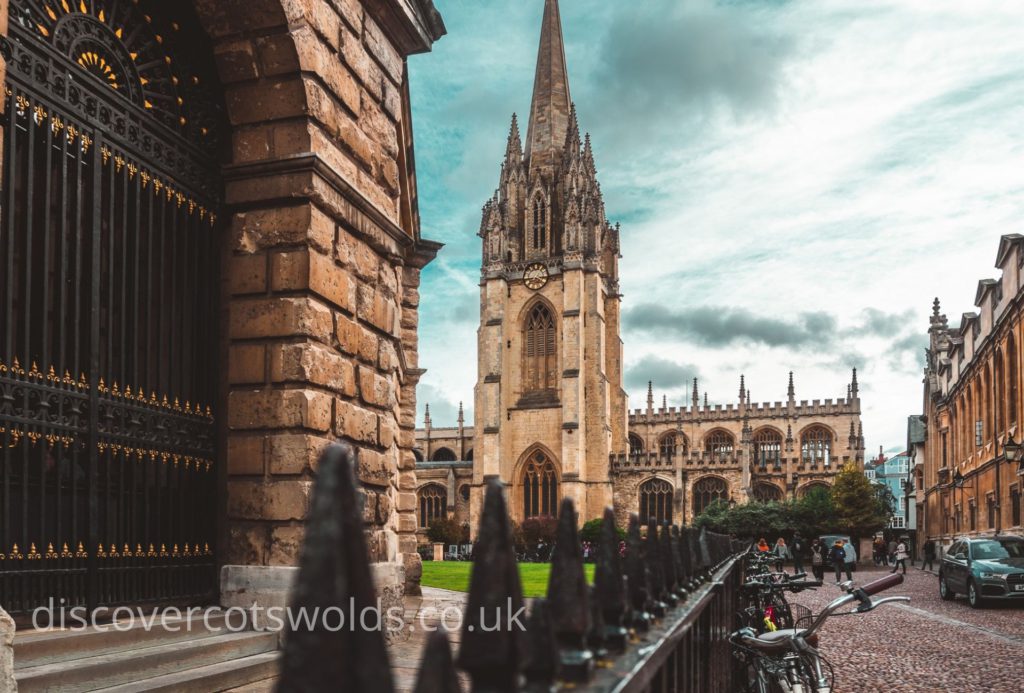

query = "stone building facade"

[918,234,1024,548]
[412,0,863,540]
[416,371,864,537]
[0,0,444,614]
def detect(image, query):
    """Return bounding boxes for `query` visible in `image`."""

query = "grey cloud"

[624,304,836,348]
[853,308,916,336]
[885,333,928,373]
[589,0,795,147]
[624,355,701,391]
[416,383,466,428]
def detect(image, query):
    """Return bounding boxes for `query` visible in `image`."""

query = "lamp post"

[997,436,1021,534]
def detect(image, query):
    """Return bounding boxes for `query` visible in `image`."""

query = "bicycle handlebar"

[856,572,904,596]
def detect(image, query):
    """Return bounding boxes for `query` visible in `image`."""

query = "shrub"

[519,516,558,547]
[579,517,626,545]
[426,516,463,546]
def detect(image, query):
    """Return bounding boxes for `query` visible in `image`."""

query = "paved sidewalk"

[792,566,1024,692]
[390,587,468,693]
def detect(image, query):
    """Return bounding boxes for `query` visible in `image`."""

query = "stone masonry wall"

[191,0,442,604]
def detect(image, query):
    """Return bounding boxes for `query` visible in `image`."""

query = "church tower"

[471,0,627,528]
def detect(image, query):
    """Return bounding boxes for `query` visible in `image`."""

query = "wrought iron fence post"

[660,523,680,604]
[624,513,653,632]
[523,599,558,693]
[592,508,628,653]
[275,443,394,693]
[457,478,525,693]
[671,525,689,602]
[646,520,670,614]
[547,498,594,683]
[414,631,461,693]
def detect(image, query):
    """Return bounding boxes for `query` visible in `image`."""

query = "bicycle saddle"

[740,629,819,654]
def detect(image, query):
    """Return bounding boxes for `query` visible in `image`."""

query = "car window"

[948,541,963,557]
[973,539,1024,559]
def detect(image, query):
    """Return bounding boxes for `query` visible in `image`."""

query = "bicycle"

[731,572,909,693]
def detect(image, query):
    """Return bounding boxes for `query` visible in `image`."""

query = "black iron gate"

[0,0,223,614]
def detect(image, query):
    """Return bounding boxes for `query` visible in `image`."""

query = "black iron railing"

[276,443,743,693]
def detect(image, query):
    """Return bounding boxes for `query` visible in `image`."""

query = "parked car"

[939,535,1024,608]
[818,534,857,571]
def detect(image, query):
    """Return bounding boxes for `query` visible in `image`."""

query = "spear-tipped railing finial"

[547,497,594,682]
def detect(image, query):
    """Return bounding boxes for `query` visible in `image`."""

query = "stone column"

[0,606,14,693]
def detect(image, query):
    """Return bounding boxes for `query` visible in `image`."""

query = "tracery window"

[692,476,728,516]
[629,434,644,457]
[753,429,783,468]
[418,485,447,528]
[522,452,558,518]
[704,430,734,460]
[752,482,784,503]
[659,433,683,458]
[801,426,832,466]
[639,478,673,526]
[523,302,556,393]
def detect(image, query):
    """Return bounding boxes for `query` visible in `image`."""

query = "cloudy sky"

[407,0,1024,453]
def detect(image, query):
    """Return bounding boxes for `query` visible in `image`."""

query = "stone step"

[15,612,229,669]
[15,630,277,693]
[93,652,280,692]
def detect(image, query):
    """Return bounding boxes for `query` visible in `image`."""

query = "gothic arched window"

[418,485,447,528]
[692,476,728,517]
[801,426,833,467]
[523,302,556,393]
[639,478,673,525]
[704,430,734,460]
[522,452,558,518]
[532,196,547,250]
[659,433,682,459]
[752,482,784,503]
[432,447,456,462]
[753,429,783,468]
[629,433,644,457]
[798,481,831,499]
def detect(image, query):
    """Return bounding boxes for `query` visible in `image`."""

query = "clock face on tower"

[523,263,549,290]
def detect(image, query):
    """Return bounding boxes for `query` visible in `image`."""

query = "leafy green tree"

[426,517,464,546]
[830,463,891,536]
[792,486,837,537]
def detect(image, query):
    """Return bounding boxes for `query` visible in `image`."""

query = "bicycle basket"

[791,603,813,629]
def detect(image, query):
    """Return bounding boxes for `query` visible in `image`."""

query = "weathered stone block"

[359,366,394,409]
[225,77,307,125]
[268,433,331,475]
[227,435,266,476]
[0,605,13,693]
[269,526,305,565]
[270,249,310,292]
[232,205,332,255]
[227,252,267,295]
[309,250,355,311]
[269,342,356,396]
[228,343,266,385]
[229,388,334,432]
[335,398,378,445]
[225,523,270,566]
[230,296,333,342]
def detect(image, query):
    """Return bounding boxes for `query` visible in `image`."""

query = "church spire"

[524,0,572,174]
[504,113,523,163]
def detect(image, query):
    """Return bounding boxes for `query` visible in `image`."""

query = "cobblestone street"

[793,566,1024,693]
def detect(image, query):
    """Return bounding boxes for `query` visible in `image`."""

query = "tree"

[830,463,891,536]
[792,486,837,537]
[426,517,464,546]
[579,517,625,545]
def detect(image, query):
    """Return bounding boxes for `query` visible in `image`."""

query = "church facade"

[414,0,865,538]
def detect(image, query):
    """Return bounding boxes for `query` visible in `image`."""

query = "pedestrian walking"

[890,537,908,574]
[921,538,936,572]
[773,537,791,572]
[756,538,770,553]
[791,532,805,574]
[873,537,886,566]
[829,540,851,583]
[842,539,857,579]
[810,538,825,581]
[887,538,897,566]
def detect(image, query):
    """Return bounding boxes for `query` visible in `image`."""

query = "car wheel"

[967,579,984,609]
[939,575,954,601]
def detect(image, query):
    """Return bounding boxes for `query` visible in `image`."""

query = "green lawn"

[420,561,595,598]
